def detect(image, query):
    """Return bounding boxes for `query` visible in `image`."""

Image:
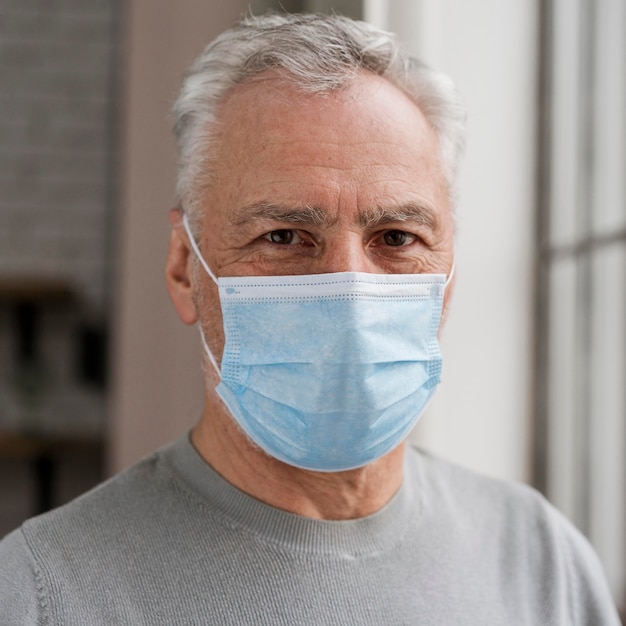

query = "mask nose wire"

[181,213,222,377]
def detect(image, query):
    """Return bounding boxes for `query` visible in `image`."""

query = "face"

[169,72,455,362]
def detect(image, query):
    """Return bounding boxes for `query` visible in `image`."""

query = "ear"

[165,209,198,325]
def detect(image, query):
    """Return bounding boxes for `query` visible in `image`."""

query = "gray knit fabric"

[0,434,620,625]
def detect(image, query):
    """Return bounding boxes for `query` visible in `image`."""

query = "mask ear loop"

[182,213,219,285]
[199,327,221,378]
[445,261,456,288]
[181,213,222,377]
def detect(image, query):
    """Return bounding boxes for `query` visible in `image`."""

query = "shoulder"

[409,443,560,517]
[0,528,43,624]
[406,445,620,624]
[408,443,587,550]
[17,444,178,553]
[1,445,174,569]
[0,443,187,623]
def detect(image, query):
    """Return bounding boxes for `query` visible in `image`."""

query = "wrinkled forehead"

[210,70,444,175]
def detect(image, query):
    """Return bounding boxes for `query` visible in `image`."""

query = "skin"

[165,71,455,521]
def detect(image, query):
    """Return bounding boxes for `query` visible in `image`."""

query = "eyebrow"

[229,202,336,227]
[229,200,438,230]
[357,203,438,230]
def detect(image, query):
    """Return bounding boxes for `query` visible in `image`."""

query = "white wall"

[365,0,539,482]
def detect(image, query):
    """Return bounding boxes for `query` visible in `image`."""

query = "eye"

[382,230,416,247]
[262,229,303,245]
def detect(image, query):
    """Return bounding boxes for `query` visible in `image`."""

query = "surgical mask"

[184,215,451,472]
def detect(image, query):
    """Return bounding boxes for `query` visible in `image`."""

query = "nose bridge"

[320,231,373,274]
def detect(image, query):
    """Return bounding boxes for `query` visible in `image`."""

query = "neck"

[191,391,405,521]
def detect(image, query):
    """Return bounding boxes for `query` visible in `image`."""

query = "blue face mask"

[184,215,450,472]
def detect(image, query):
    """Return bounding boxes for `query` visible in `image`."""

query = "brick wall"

[0,1,118,436]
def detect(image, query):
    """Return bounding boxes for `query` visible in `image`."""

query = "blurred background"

[0,0,623,616]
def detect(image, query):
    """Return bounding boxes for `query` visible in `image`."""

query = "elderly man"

[0,13,620,625]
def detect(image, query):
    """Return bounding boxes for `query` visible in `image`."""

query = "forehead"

[206,72,447,217]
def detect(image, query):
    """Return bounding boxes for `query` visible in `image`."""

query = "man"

[0,13,620,625]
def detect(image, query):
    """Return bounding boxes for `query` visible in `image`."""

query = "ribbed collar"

[160,432,423,558]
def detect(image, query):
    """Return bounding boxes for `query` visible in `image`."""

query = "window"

[534,0,626,606]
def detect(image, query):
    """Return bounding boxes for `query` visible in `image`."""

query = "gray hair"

[173,12,466,227]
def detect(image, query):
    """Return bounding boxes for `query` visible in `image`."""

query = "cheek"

[193,271,226,360]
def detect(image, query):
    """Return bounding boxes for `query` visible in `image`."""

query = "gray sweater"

[0,434,620,625]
